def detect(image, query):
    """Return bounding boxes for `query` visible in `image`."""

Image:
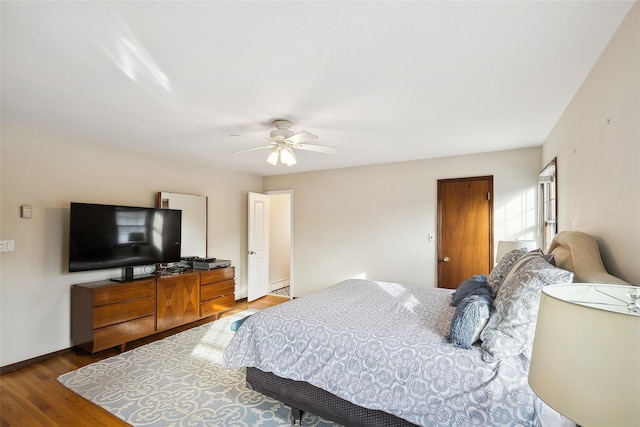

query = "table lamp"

[528,284,640,427]
[495,240,538,263]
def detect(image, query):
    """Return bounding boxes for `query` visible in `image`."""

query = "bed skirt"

[246,367,418,427]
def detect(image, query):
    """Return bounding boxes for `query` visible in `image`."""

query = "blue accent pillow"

[451,274,488,306]
[230,314,253,331]
[449,289,492,349]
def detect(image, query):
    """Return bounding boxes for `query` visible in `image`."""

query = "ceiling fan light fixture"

[281,147,297,166]
[266,149,279,166]
[234,120,334,167]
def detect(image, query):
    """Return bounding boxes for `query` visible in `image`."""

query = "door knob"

[249,250,256,255]
[442,256,450,262]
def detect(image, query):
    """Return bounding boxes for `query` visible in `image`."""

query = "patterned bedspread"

[224,279,543,426]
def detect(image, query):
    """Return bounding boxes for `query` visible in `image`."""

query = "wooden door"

[179,275,200,324]
[437,176,493,289]
[157,279,180,331]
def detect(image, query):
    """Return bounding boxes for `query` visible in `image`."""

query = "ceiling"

[1,1,635,176]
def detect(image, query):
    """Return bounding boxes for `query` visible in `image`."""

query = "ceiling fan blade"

[230,134,271,143]
[286,131,318,144]
[293,143,337,154]
[233,145,274,154]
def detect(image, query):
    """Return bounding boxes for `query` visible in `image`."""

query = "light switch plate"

[21,205,32,218]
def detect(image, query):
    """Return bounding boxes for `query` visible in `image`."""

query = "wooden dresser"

[71,267,235,353]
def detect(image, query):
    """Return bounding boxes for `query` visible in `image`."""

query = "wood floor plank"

[0,376,58,427]
[0,296,286,427]
[27,366,121,426]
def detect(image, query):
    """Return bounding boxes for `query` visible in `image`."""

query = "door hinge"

[487,192,491,201]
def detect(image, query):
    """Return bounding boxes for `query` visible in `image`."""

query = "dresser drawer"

[93,279,155,307]
[200,294,235,318]
[199,267,235,284]
[93,315,155,352]
[93,296,155,329]
[201,279,235,301]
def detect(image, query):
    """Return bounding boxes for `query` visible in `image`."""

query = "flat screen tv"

[69,202,182,281]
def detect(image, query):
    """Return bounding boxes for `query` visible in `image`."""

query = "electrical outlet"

[0,240,15,252]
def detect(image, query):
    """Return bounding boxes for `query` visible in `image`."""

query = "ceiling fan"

[232,120,337,166]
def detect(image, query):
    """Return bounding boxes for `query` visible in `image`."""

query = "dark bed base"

[246,367,418,427]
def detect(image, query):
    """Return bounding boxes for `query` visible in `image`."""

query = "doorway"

[266,190,293,298]
[437,176,493,289]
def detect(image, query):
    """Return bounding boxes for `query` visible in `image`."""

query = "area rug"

[58,310,340,427]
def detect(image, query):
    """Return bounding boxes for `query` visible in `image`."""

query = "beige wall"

[265,147,541,296]
[0,124,262,366]
[542,2,639,284]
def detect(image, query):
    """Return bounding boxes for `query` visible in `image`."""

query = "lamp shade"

[528,284,640,427]
[266,149,279,166]
[495,240,537,262]
[280,147,297,166]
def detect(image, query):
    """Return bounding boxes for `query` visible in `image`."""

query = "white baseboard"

[270,278,290,291]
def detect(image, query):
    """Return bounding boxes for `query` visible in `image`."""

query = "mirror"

[157,192,207,258]
[538,158,557,252]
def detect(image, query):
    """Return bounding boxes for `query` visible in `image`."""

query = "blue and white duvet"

[224,279,544,426]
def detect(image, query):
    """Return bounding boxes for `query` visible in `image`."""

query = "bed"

[223,231,627,426]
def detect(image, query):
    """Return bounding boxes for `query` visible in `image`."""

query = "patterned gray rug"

[58,310,339,427]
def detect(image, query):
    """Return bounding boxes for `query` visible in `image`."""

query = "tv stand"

[71,267,235,353]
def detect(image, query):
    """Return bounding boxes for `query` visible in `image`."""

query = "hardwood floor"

[0,295,288,427]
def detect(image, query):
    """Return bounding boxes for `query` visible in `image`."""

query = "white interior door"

[248,192,269,302]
